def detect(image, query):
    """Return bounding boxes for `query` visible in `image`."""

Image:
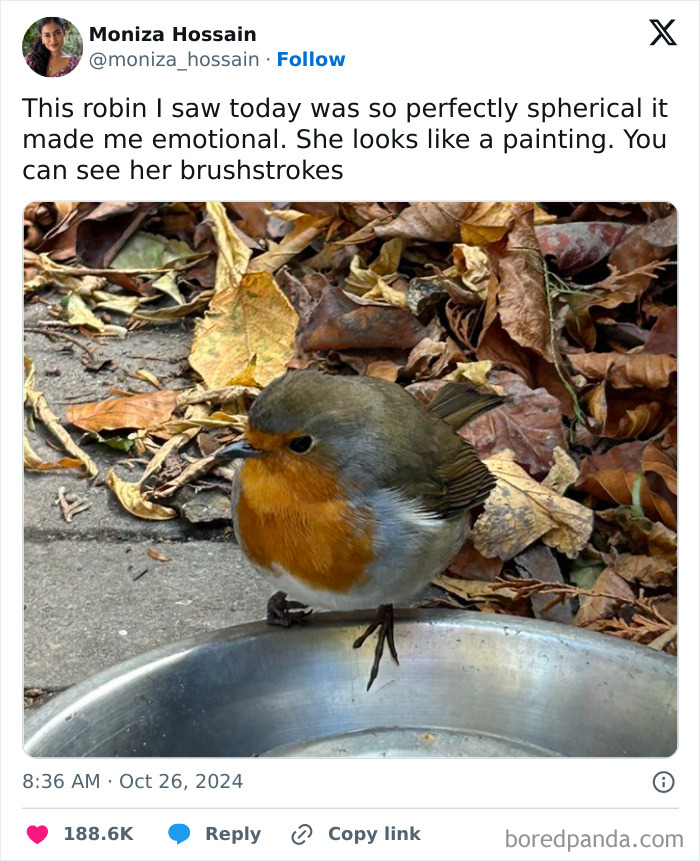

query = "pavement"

[23,303,269,703]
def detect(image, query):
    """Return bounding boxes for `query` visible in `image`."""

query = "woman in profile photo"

[24,17,80,77]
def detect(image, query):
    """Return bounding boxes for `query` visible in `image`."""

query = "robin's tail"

[428,383,504,432]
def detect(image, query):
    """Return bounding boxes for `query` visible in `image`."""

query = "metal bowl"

[24,611,676,757]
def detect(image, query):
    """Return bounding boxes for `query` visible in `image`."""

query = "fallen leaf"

[446,540,503,581]
[568,352,677,389]
[471,449,593,559]
[577,441,676,529]
[248,212,331,273]
[458,371,567,475]
[66,390,179,432]
[299,283,427,351]
[643,305,677,356]
[23,436,83,472]
[513,545,574,623]
[63,292,127,338]
[611,553,675,587]
[147,548,170,562]
[535,222,630,274]
[189,203,297,388]
[574,567,636,627]
[24,356,98,478]
[107,468,178,520]
[542,446,580,495]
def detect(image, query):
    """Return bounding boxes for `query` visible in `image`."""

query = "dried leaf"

[23,436,83,472]
[147,548,170,562]
[535,222,630,274]
[574,567,636,627]
[644,306,677,356]
[446,541,503,581]
[190,203,297,387]
[24,356,98,478]
[577,441,676,529]
[458,371,567,475]
[248,213,330,273]
[542,446,580,495]
[106,468,177,520]
[66,390,179,432]
[569,352,677,389]
[611,553,675,587]
[299,283,427,351]
[472,450,593,559]
[63,293,127,338]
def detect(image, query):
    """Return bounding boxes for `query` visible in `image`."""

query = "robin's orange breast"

[235,456,375,593]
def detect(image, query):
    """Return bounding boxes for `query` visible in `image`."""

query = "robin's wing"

[428,384,504,431]
[420,385,502,518]
[418,430,496,518]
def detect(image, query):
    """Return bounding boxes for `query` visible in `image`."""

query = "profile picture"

[23,17,82,78]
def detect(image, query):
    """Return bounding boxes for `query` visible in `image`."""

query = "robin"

[216,371,501,689]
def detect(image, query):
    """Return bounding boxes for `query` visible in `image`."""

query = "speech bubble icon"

[168,824,191,845]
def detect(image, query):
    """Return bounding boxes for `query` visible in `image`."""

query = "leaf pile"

[24,201,677,655]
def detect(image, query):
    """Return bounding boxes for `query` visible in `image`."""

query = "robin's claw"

[266,591,312,628]
[353,604,399,690]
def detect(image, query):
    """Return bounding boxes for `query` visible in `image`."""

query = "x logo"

[650,19,677,45]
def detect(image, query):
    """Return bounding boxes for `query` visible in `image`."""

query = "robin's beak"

[214,439,265,461]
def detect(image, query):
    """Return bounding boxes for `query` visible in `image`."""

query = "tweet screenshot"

[1,0,697,858]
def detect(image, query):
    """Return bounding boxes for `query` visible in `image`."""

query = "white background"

[1,1,698,859]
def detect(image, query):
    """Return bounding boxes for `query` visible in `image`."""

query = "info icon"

[652,771,675,793]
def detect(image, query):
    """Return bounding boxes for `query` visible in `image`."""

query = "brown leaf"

[577,441,677,529]
[574,567,636,627]
[374,202,470,242]
[495,208,553,361]
[472,450,593,559]
[299,283,427,351]
[446,541,503,581]
[565,262,664,350]
[248,212,331,273]
[513,545,574,623]
[535,222,630,274]
[644,305,677,356]
[584,382,672,440]
[66,390,179,433]
[568,352,677,389]
[458,371,567,475]
[611,553,675,587]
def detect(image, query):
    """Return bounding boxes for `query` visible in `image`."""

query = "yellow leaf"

[472,450,593,559]
[24,436,83,472]
[445,361,506,395]
[206,201,252,295]
[64,292,127,338]
[24,356,98,478]
[107,467,178,520]
[248,214,331,273]
[189,271,298,388]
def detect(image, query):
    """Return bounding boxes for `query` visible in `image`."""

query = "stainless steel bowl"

[24,611,676,757]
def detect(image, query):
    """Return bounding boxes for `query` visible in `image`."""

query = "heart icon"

[27,826,48,844]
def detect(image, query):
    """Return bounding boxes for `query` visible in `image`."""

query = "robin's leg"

[353,603,399,690]
[266,591,312,628]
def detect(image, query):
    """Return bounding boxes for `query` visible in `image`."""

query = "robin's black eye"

[288,435,314,454]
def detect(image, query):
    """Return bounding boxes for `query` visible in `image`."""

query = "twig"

[648,624,678,651]
[24,326,93,356]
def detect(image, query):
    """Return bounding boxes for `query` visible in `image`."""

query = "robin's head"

[217,370,460,502]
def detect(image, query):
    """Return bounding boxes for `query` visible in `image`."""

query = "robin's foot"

[266,591,312,628]
[353,603,399,690]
